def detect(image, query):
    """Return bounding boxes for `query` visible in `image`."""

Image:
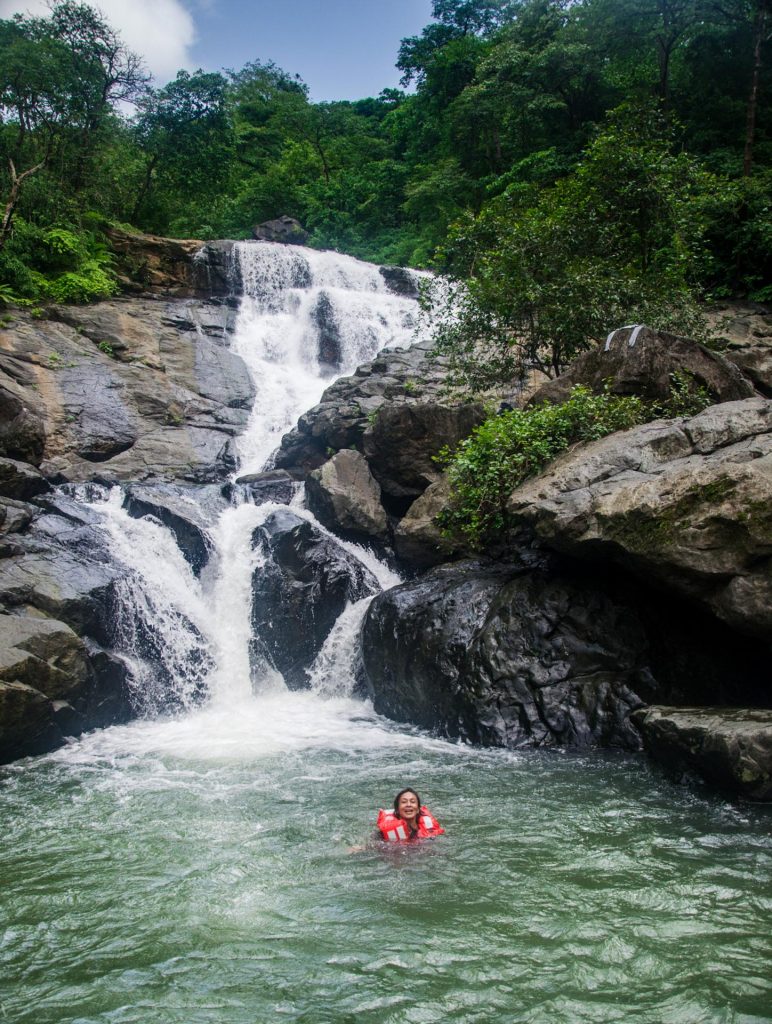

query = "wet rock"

[363,400,487,515]
[0,498,35,541]
[0,458,49,500]
[230,469,297,505]
[0,613,90,701]
[632,706,772,802]
[360,561,657,750]
[306,450,388,542]
[0,380,46,466]
[252,216,309,245]
[312,291,341,368]
[529,326,755,408]
[0,680,62,761]
[274,340,487,514]
[123,483,225,575]
[106,225,236,298]
[1,301,252,485]
[251,509,378,689]
[508,398,772,642]
[379,266,421,299]
[0,515,121,644]
[708,302,772,398]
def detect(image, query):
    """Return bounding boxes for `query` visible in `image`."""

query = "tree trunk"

[744,0,769,175]
[0,158,46,252]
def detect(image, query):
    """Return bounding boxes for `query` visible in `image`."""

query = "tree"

[132,70,233,231]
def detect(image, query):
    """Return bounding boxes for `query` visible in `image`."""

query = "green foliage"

[97,340,114,356]
[438,377,713,547]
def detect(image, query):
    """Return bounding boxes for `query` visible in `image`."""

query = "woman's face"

[397,791,420,821]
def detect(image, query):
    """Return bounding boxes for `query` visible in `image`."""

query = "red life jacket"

[377,805,445,843]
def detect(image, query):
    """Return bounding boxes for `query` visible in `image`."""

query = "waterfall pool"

[2,692,771,1024]
[2,241,771,1024]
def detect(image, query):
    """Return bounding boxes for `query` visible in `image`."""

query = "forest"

[1,0,770,380]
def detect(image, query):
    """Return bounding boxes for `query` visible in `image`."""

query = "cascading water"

[2,243,770,1024]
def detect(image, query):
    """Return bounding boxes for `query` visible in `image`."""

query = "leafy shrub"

[438,378,712,548]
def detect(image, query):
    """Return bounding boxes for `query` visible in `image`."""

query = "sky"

[0,0,435,100]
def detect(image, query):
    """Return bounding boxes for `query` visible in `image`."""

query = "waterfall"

[230,241,422,476]
[83,242,420,713]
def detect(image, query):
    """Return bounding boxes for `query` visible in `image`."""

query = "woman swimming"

[376,788,445,843]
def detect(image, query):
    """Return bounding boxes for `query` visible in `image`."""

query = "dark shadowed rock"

[252,216,309,245]
[0,680,62,761]
[0,614,90,701]
[529,326,755,408]
[379,266,421,299]
[0,458,49,500]
[633,706,772,801]
[306,450,388,542]
[251,509,378,689]
[360,561,657,749]
[0,381,45,466]
[312,291,341,368]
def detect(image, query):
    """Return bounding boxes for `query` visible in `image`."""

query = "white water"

[75,241,420,753]
[230,241,425,476]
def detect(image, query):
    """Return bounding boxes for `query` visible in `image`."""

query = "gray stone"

[306,450,388,541]
[529,326,755,407]
[508,398,772,643]
[251,509,378,689]
[394,476,463,568]
[0,680,61,761]
[123,483,225,575]
[0,613,90,701]
[252,216,309,245]
[632,706,772,802]
[0,458,49,500]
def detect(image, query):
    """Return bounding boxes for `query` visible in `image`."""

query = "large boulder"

[708,302,772,398]
[633,706,772,802]
[360,560,659,750]
[106,226,236,298]
[251,510,379,688]
[306,450,388,542]
[528,326,755,408]
[0,458,49,500]
[508,398,772,644]
[252,216,309,245]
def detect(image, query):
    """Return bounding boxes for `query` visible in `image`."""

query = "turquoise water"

[1,693,771,1024]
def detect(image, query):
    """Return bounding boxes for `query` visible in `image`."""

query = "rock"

[230,469,297,505]
[0,457,49,500]
[0,498,35,541]
[363,400,487,514]
[708,302,772,398]
[529,326,755,407]
[632,706,772,802]
[0,301,252,484]
[252,216,309,245]
[251,509,378,688]
[0,514,121,644]
[379,265,421,299]
[393,476,463,568]
[123,483,225,575]
[0,380,46,465]
[106,225,237,298]
[508,398,772,642]
[0,680,62,761]
[312,291,341,368]
[274,340,488,514]
[361,560,659,749]
[306,450,388,542]
[0,614,90,701]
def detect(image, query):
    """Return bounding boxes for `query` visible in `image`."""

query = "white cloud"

[0,0,198,82]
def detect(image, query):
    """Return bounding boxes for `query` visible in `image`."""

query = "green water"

[1,693,771,1024]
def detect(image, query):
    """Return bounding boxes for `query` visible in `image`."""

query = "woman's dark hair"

[393,788,421,823]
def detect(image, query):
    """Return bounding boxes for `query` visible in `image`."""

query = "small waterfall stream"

[1,243,770,1024]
